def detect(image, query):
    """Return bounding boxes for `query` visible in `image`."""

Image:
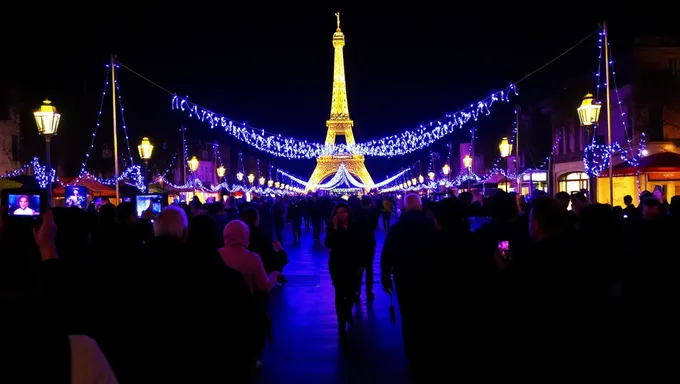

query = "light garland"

[171,85,515,159]
[583,30,646,177]
[113,64,135,167]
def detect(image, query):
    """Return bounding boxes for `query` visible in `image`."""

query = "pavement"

[257,223,409,383]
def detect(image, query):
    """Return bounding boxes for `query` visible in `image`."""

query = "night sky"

[2,6,665,179]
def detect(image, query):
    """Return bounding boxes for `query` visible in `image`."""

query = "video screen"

[469,216,491,232]
[136,194,164,217]
[64,186,88,209]
[7,194,41,216]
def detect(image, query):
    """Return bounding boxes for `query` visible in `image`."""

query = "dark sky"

[3,5,666,178]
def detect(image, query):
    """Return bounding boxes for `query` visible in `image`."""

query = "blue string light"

[171,85,515,159]
[113,64,135,167]
[583,30,646,177]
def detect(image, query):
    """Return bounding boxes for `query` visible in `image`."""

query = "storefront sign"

[648,172,680,181]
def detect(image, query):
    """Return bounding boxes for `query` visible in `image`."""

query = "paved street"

[257,224,409,384]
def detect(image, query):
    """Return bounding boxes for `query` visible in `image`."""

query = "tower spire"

[329,12,351,126]
[307,14,374,191]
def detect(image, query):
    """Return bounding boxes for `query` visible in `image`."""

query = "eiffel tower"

[307,13,374,191]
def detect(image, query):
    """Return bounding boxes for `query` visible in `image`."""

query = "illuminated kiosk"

[307,13,374,191]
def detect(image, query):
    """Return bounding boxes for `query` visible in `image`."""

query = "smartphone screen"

[498,240,510,260]
[7,193,41,216]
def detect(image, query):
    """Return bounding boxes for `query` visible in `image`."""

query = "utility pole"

[110,54,120,203]
[181,125,186,184]
[603,21,614,205]
[516,105,521,195]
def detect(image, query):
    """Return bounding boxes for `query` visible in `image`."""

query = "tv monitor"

[64,186,88,209]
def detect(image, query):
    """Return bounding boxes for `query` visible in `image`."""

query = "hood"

[223,220,250,248]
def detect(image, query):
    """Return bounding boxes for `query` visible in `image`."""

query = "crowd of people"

[0,187,678,382]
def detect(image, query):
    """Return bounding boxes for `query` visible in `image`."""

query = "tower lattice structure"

[307,13,374,191]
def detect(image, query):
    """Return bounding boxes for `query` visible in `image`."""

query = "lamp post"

[216,165,226,181]
[577,92,603,201]
[259,176,266,186]
[247,173,255,184]
[463,154,473,191]
[442,164,450,180]
[137,137,154,189]
[418,175,424,184]
[428,171,435,181]
[499,137,512,192]
[236,172,244,183]
[34,99,61,205]
[188,156,199,174]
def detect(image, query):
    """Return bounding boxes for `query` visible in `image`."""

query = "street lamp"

[188,156,199,173]
[247,173,255,184]
[577,92,604,203]
[463,154,473,191]
[577,93,601,128]
[216,165,226,179]
[34,99,61,204]
[268,179,274,188]
[428,171,435,180]
[138,137,154,189]
[259,176,266,186]
[418,175,424,184]
[499,137,512,192]
[442,164,450,179]
[236,172,244,182]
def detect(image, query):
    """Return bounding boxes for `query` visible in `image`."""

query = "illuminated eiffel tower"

[306,13,374,191]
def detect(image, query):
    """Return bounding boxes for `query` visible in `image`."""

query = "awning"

[599,152,680,177]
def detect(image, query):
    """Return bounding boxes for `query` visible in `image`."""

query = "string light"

[113,64,135,167]
[583,30,646,177]
[171,86,515,159]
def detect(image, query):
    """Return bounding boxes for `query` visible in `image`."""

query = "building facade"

[0,108,21,174]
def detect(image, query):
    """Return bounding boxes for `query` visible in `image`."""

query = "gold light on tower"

[138,137,154,161]
[247,173,255,184]
[34,99,61,137]
[463,154,472,169]
[499,138,512,158]
[577,93,601,128]
[216,165,226,178]
[259,176,266,185]
[418,175,424,184]
[428,171,435,180]
[236,172,244,181]
[442,164,450,175]
[268,179,274,187]
[188,156,199,172]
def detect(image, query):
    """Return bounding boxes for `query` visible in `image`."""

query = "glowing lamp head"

[34,99,61,137]
[463,154,472,169]
[188,156,199,172]
[577,93,601,128]
[259,176,266,185]
[268,179,274,187]
[216,165,226,178]
[236,172,244,181]
[418,175,424,184]
[428,171,435,180]
[411,177,416,185]
[138,137,154,160]
[247,173,255,184]
[499,137,512,158]
[442,164,450,175]
[274,181,280,188]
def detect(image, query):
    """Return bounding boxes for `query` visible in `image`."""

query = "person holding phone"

[324,203,361,336]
